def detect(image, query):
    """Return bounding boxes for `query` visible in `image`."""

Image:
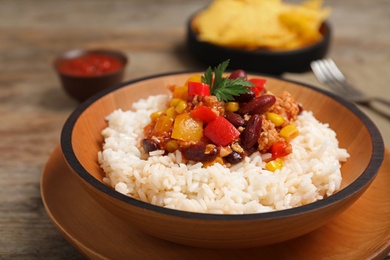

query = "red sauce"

[59,54,123,76]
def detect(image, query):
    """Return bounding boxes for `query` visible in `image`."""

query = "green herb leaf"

[201,59,253,102]
[201,66,213,86]
[213,78,253,102]
[213,60,230,90]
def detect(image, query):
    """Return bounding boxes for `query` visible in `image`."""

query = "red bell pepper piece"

[187,82,210,97]
[190,106,217,123]
[249,78,267,96]
[203,116,240,146]
[270,141,292,159]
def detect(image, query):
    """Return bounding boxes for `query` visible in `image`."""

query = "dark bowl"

[60,71,384,249]
[186,12,331,75]
[53,49,128,102]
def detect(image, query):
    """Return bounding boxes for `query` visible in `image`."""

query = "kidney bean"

[183,143,218,162]
[229,69,247,80]
[241,114,262,150]
[298,103,304,115]
[225,112,245,128]
[142,138,159,152]
[224,151,244,164]
[245,146,258,156]
[238,95,276,115]
[233,89,256,103]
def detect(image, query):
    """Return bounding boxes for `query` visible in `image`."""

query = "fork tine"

[311,59,363,99]
[324,59,363,97]
[311,60,343,94]
[312,59,390,117]
[320,59,348,93]
[310,61,327,83]
[323,59,346,82]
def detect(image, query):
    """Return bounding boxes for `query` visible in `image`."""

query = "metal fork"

[311,58,390,119]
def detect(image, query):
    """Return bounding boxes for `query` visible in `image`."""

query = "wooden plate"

[41,146,390,259]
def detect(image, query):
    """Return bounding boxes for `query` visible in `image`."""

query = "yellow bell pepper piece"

[150,110,164,121]
[172,85,188,100]
[171,113,203,142]
[153,115,173,135]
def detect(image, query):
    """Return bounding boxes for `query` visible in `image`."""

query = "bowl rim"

[187,10,331,56]
[53,48,128,78]
[61,71,385,221]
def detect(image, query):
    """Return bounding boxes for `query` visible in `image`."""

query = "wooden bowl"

[186,12,331,75]
[61,72,384,248]
[53,49,128,102]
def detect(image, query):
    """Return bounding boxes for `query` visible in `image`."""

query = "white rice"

[98,95,350,214]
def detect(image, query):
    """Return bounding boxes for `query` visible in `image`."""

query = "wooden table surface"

[1,0,389,259]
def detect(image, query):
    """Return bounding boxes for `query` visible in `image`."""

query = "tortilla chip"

[193,0,330,50]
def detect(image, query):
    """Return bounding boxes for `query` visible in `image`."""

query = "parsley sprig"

[201,60,253,102]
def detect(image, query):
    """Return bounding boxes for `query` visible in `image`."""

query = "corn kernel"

[170,98,181,107]
[265,158,284,172]
[185,74,202,86]
[165,139,179,153]
[166,106,177,118]
[175,100,187,114]
[225,102,239,112]
[280,124,299,142]
[266,112,284,126]
[150,110,164,121]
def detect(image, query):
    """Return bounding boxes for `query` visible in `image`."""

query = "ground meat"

[269,91,300,126]
[191,95,224,116]
[143,120,155,138]
[257,115,284,153]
